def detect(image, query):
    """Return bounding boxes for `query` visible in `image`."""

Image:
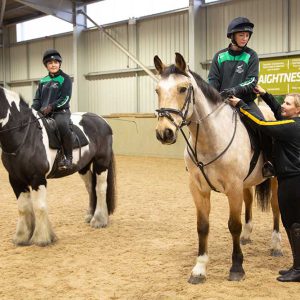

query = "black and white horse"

[0,87,116,246]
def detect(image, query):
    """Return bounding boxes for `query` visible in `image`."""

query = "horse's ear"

[175,52,187,72]
[154,55,165,74]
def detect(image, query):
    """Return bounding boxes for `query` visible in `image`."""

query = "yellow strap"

[240,107,295,126]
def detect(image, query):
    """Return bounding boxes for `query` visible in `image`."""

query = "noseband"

[155,85,195,128]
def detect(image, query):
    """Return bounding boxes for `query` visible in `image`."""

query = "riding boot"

[58,152,73,170]
[262,161,275,178]
[279,228,293,275]
[260,133,275,178]
[64,154,73,169]
[277,223,300,282]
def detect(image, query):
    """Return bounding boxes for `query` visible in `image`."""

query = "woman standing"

[229,88,300,282]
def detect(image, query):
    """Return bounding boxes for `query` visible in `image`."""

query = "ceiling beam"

[16,0,74,24]
[0,0,7,27]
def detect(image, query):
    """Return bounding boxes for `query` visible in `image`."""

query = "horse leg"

[240,187,253,245]
[79,169,95,223]
[30,185,57,246]
[13,191,35,246]
[188,181,210,284]
[8,176,35,246]
[90,169,109,228]
[227,188,245,281]
[270,178,283,256]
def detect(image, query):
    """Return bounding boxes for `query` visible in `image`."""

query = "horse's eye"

[155,88,159,94]
[179,87,187,93]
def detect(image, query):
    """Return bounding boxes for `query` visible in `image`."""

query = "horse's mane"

[189,70,223,104]
[160,65,223,104]
[1,86,30,108]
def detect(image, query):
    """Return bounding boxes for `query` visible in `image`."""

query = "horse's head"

[154,53,194,144]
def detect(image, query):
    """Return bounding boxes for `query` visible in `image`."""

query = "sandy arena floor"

[0,155,299,299]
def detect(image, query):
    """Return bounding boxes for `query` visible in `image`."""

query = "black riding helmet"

[43,49,62,66]
[227,17,254,48]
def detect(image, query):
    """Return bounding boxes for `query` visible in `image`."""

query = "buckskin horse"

[154,53,282,283]
[0,87,116,246]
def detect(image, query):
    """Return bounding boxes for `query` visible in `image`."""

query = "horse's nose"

[156,128,175,144]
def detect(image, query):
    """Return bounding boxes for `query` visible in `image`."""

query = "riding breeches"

[278,174,300,229]
[52,109,73,157]
[240,101,273,162]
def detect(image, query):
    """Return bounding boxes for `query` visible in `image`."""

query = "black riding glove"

[41,104,53,116]
[220,87,236,99]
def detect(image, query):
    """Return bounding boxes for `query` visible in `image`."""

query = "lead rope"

[180,109,238,192]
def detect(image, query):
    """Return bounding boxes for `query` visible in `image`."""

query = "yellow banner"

[258,56,300,95]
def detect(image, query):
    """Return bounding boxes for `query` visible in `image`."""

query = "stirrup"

[58,157,73,170]
[262,161,275,178]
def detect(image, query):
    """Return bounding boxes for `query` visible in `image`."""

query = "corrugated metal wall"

[290,0,300,51]
[0,50,3,82]
[10,84,33,102]
[83,10,188,114]
[206,0,286,60]
[2,0,300,114]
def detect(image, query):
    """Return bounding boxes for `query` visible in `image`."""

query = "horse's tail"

[106,152,117,215]
[255,178,271,211]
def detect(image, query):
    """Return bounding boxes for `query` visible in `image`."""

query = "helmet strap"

[230,33,250,50]
[231,38,246,49]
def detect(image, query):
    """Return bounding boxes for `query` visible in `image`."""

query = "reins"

[156,79,238,192]
[0,117,33,156]
[181,108,238,192]
[0,111,46,155]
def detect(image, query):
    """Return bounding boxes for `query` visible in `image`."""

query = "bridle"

[155,78,238,192]
[156,84,195,129]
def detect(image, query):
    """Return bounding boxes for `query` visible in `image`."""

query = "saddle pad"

[40,115,89,150]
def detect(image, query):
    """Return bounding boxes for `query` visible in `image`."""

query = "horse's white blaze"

[92,170,108,227]
[191,254,209,277]
[14,191,34,244]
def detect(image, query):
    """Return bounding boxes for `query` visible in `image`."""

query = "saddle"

[39,113,89,150]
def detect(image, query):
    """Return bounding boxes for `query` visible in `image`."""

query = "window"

[86,0,189,27]
[17,16,73,42]
[16,0,189,42]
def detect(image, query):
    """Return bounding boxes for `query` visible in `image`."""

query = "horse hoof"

[240,238,251,245]
[13,239,32,246]
[228,272,245,281]
[30,233,57,247]
[271,249,283,257]
[85,214,93,223]
[90,220,108,228]
[188,275,206,284]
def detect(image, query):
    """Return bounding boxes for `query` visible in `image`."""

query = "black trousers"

[240,101,273,163]
[278,175,300,229]
[53,109,73,157]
